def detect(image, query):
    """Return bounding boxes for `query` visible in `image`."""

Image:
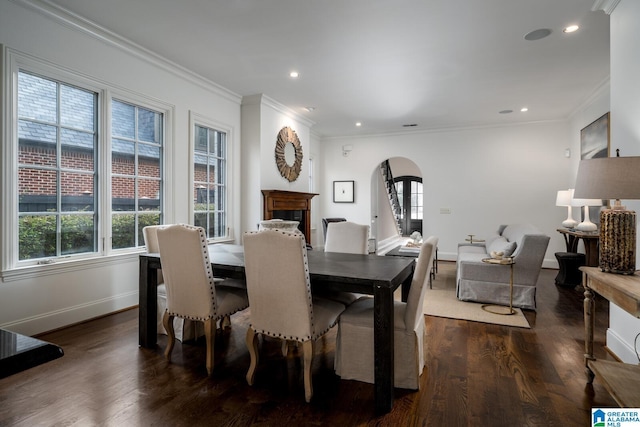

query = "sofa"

[456,224,550,310]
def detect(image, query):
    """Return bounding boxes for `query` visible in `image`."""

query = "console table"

[581,267,640,406]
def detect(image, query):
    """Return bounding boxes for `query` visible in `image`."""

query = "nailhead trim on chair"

[166,224,248,322]
[245,229,335,341]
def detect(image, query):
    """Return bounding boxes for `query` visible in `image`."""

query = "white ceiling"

[46,0,610,137]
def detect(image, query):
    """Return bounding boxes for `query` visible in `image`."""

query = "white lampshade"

[556,189,577,228]
[555,190,572,206]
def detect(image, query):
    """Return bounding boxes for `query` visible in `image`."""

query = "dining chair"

[334,236,438,390]
[156,224,249,375]
[321,217,346,243]
[242,229,346,402]
[324,221,369,254]
[144,225,202,342]
[322,221,370,305]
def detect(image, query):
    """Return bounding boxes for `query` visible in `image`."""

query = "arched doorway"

[393,175,423,236]
[370,157,423,250]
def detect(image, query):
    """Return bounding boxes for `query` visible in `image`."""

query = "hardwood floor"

[0,262,618,426]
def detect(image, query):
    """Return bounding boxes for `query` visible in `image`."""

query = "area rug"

[422,262,530,329]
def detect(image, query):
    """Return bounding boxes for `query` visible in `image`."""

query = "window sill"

[1,251,142,283]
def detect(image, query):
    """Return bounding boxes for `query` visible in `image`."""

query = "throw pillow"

[487,236,517,257]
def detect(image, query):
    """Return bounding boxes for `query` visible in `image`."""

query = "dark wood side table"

[556,228,599,267]
[581,267,640,406]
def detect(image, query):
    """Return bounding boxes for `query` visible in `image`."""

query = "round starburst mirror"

[275,126,303,182]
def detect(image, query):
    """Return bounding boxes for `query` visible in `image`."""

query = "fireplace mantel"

[262,190,318,244]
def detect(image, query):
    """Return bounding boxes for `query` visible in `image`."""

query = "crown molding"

[592,0,621,15]
[241,94,315,129]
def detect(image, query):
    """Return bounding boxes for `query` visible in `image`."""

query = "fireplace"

[261,190,317,245]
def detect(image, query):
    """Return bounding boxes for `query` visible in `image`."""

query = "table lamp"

[573,153,640,274]
[571,197,602,232]
[556,189,578,228]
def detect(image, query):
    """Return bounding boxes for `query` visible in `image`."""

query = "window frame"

[1,48,173,277]
[189,111,233,243]
[109,97,166,252]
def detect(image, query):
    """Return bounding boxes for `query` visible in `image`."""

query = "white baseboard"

[606,328,640,365]
[0,291,138,336]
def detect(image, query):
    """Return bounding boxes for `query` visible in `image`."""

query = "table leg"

[139,257,158,348]
[583,273,595,383]
[373,284,394,414]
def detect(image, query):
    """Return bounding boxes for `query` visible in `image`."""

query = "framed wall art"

[333,180,354,203]
[580,112,610,159]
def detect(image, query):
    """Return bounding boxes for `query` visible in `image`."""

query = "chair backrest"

[243,230,315,341]
[324,221,369,254]
[404,236,438,330]
[143,225,168,284]
[322,217,346,243]
[156,224,218,320]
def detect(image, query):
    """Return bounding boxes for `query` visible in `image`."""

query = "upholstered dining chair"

[324,221,369,254]
[144,225,201,342]
[243,229,346,402]
[321,217,346,243]
[156,224,249,375]
[322,221,370,305]
[334,236,438,390]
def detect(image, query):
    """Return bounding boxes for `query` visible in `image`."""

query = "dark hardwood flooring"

[0,262,618,426]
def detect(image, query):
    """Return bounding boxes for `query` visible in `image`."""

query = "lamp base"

[562,218,578,228]
[599,209,636,275]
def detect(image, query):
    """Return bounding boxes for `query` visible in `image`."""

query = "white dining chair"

[243,229,346,402]
[157,224,249,375]
[334,236,438,389]
[322,221,370,305]
[324,221,369,254]
[144,225,202,342]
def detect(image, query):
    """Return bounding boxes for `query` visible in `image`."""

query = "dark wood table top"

[0,329,64,379]
[143,243,415,294]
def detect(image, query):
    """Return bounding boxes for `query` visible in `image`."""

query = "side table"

[556,228,599,267]
[480,257,516,315]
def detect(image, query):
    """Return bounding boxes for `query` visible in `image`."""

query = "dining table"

[139,243,415,414]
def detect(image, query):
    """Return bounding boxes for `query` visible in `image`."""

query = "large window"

[17,71,98,261]
[111,99,163,249]
[5,52,169,270]
[193,124,227,239]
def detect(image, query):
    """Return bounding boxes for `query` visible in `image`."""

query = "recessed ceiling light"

[355,122,362,127]
[524,28,552,41]
[564,25,579,33]
[520,107,529,112]
[289,71,299,78]
[499,110,513,114]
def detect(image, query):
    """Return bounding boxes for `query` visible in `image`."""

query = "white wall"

[605,0,640,365]
[239,94,315,241]
[319,121,576,266]
[0,1,242,335]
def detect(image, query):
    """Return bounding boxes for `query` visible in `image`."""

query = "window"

[111,99,163,249]
[4,50,170,272]
[17,71,98,261]
[193,124,227,239]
